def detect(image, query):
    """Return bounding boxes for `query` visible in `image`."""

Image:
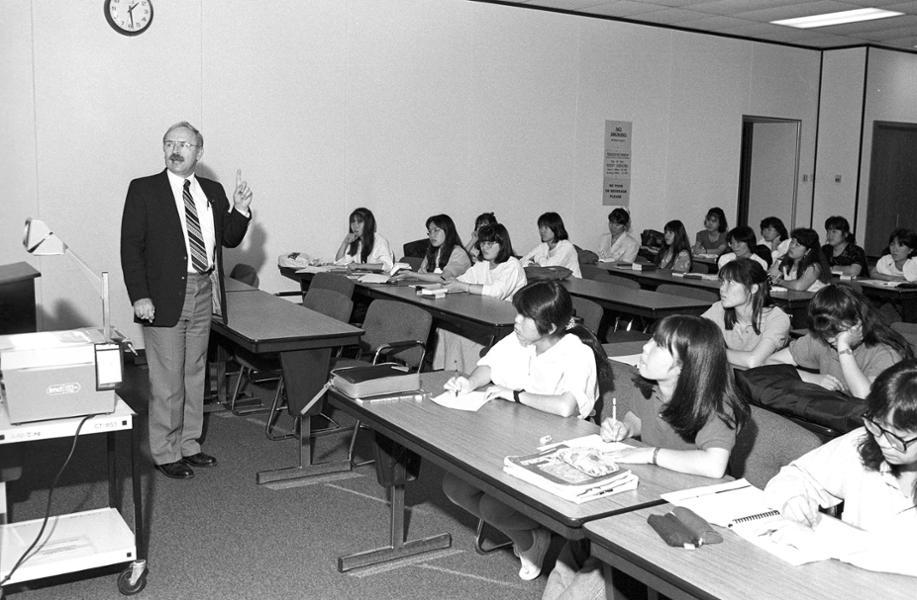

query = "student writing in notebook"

[441,280,611,581]
[764,360,917,577]
[543,315,748,600]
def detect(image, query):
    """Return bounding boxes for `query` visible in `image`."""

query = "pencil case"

[647,513,699,549]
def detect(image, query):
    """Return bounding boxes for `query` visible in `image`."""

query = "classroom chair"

[399,255,423,272]
[891,321,917,354]
[571,296,603,336]
[330,300,432,466]
[727,405,823,488]
[229,262,259,287]
[655,283,718,304]
[309,272,356,300]
[593,272,641,290]
[261,289,354,440]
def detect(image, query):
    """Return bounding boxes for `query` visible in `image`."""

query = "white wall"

[813,48,867,237]
[0,0,821,347]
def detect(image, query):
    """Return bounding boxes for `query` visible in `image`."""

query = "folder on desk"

[330,364,420,400]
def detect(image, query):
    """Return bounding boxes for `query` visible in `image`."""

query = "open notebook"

[662,479,866,566]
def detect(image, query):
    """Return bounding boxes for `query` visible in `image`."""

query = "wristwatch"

[838,348,854,356]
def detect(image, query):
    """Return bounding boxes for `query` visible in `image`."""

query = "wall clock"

[104,0,154,36]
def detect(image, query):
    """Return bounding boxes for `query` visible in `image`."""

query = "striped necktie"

[183,179,208,273]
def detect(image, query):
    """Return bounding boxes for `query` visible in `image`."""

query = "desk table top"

[330,372,726,538]
[358,283,518,327]
[585,506,914,600]
[212,287,363,353]
[562,278,712,317]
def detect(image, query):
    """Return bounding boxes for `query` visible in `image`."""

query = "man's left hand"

[233,180,253,213]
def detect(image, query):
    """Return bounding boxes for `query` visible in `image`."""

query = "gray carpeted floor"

[2,362,556,599]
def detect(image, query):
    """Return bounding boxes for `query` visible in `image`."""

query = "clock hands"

[128,2,138,28]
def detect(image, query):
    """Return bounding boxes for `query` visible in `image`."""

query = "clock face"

[104,0,154,36]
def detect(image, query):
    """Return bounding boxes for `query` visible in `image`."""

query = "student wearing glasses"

[393,214,470,283]
[465,212,498,263]
[765,360,917,577]
[766,285,913,399]
[433,224,527,372]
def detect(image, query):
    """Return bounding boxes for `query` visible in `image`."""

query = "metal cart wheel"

[117,560,147,595]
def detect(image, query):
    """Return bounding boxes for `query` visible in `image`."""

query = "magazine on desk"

[504,437,638,504]
[662,479,866,565]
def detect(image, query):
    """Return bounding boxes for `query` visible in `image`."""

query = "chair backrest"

[728,405,823,488]
[594,272,641,290]
[402,238,428,259]
[571,296,603,336]
[891,321,917,355]
[309,272,355,299]
[361,299,433,369]
[656,283,718,304]
[229,263,259,287]
[302,288,353,323]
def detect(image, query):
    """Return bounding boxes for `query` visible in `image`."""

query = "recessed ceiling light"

[772,8,903,29]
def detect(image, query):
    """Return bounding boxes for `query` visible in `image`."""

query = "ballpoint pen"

[611,397,617,421]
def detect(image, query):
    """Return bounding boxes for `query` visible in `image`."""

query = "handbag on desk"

[524,265,573,281]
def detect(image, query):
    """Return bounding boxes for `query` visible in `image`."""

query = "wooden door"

[866,121,917,256]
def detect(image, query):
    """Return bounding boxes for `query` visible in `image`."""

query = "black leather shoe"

[156,461,194,479]
[182,452,217,468]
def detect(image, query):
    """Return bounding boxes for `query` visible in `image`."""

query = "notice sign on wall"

[603,120,632,206]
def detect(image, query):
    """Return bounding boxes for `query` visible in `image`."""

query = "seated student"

[441,281,611,581]
[702,258,790,368]
[334,207,395,272]
[822,215,868,278]
[870,228,917,282]
[717,225,770,270]
[433,224,526,371]
[654,219,693,273]
[393,214,470,283]
[760,216,790,261]
[465,212,497,263]
[764,360,917,577]
[597,208,640,262]
[765,284,913,399]
[692,207,729,256]
[768,228,831,292]
[521,212,582,278]
[544,315,748,599]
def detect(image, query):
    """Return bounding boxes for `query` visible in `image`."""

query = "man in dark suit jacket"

[121,121,252,479]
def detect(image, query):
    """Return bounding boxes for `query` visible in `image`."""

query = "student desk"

[357,283,518,348]
[279,267,518,347]
[585,263,814,326]
[561,278,712,320]
[857,280,917,322]
[585,506,914,600]
[327,372,725,572]
[210,288,363,483]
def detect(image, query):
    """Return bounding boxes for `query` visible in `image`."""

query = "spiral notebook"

[661,479,859,565]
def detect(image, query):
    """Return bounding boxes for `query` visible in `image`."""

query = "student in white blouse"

[716,226,770,271]
[433,224,527,371]
[765,360,917,578]
[520,212,582,278]
[334,207,395,272]
[597,208,640,262]
[870,228,917,282]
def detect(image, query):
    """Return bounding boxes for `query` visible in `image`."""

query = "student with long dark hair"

[545,315,748,599]
[521,212,582,278]
[442,281,610,581]
[766,284,914,399]
[871,228,917,282]
[692,207,728,255]
[597,208,640,262]
[822,216,868,277]
[434,224,527,372]
[655,219,692,273]
[765,360,917,577]
[760,216,790,261]
[394,214,470,283]
[702,258,790,368]
[769,228,830,292]
[334,207,395,272]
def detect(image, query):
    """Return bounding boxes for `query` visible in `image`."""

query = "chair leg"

[473,518,513,555]
[265,379,295,441]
